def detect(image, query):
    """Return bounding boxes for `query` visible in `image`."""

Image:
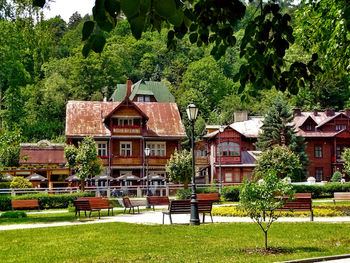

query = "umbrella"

[142,174,167,181]
[1,173,14,181]
[25,173,48,182]
[116,174,140,181]
[91,174,116,181]
[65,174,81,182]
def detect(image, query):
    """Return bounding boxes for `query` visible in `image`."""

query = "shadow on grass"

[238,246,323,255]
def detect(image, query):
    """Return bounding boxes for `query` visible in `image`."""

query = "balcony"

[196,156,208,164]
[112,125,141,135]
[216,156,241,163]
[148,157,169,166]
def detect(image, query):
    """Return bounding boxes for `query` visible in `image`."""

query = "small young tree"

[239,171,294,250]
[64,136,103,190]
[166,149,192,189]
[342,148,350,175]
[10,177,32,189]
[331,171,342,182]
[254,145,302,181]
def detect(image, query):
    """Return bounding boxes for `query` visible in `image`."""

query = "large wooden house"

[197,109,350,183]
[65,80,186,186]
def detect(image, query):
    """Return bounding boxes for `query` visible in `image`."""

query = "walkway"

[2,211,350,231]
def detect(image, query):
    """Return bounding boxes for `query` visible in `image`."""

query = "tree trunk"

[80,179,85,191]
[264,231,268,250]
[184,178,188,189]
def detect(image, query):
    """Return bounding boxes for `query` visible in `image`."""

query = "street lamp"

[219,126,224,194]
[186,102,200,225]
[144,147,151,198]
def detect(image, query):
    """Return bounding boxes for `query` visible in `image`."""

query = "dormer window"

[137,95,151,102]
[118,118,133,126]
[336,124,347,131]
[306,124,313,131]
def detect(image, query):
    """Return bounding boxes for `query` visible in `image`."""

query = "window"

[118,118,133,126]
[315,168,323,182]
[137,96,144,102]
[336,124,347,131]
[120,142,132,156]
[97,142,107,156]
[314,145,322,158]
[234,172,240,183]
[145,96,150,102]
[225,173,232,182]
[306,124,313,131]
[217,142,240,157]
[146,142,166,156]
[196,149,207,157]
[336,145,344,159]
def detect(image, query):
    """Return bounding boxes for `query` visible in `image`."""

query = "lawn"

[1,222,350,263]
[0,210,126,225]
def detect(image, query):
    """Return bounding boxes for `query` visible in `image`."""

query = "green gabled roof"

[110,80,175,102]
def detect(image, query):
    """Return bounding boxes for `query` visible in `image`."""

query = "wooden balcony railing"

[112,125,141,135]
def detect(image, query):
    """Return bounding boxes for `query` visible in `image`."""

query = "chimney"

[293,108,301,116]
[325,109,335,117]
[126,80,132,98]
[313,109,318,116]
[234,111,248,122]
[345,109,350,117]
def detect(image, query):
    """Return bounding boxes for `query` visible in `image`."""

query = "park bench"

[11,200,40,211]
[78,197,114,216]
[73,199,102,219]
[162,200,214,224]
[333,192,350,204]
[122,197,140,214]
[147,196,170,211]
[271,193,314,221]
[197,193,220,202]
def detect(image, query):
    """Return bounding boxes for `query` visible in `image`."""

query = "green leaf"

[238,85,245,94]
[91,34,106,53]
[140,0,151,13]
[121,0,140,18]
[105,0,120,18]
[82,21,95,41]
[32,0,45,8]
[168,8,184,27]
[82,42,92,58]
[130,15,146,39]
[154,0,176,18]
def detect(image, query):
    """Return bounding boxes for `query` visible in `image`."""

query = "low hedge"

[212,206,344,217]
[0,182,11,189]
[292,183,350,198]
[0,192,95,211]
[222,186,241,201]
[176,187,219,200]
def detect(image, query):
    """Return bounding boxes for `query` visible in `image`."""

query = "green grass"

[1,222,350,262]
[0,210,126,225]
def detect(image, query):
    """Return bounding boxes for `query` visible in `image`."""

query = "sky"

[43,0,95,22]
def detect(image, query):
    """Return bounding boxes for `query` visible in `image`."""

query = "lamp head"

[144,147,151,157]
[186,102,199,121]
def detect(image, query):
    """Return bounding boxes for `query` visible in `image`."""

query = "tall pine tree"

[255,97,308,181]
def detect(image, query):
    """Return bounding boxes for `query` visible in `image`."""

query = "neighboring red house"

[2,140,69,188]
[198,109,350,183]
[65,80,187,186]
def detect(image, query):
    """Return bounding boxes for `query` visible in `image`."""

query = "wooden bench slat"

[12,200,40,211]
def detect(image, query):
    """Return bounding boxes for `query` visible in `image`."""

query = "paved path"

[2,211,350,231]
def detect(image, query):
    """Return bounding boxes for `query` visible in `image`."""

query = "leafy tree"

[331,171,342,183]
[0,128,21,167]
[239,171,295,250]
[64,136,103,190]
[68,12,82,30]
[10,177,32,189]
[166,149,192,189]
[342,148,350,175]
[254,145,302,181]
[255,96,308,180]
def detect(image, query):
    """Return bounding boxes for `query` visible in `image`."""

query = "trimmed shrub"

[0,192,94,211]
[176,187,219,200]
[292,183,350,198]
[0,182,11,189]
[222,186,241,201]
[331,171,342,182]
[212,207,343,217]
[0,211,27,218]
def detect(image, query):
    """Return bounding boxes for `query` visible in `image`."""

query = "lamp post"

[144,147,151,198]
[186,102,200,225]
[219,126,224,194]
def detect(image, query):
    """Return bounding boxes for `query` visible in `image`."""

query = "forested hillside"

[0,0,349,143]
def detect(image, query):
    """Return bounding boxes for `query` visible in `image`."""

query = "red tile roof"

[65,101,187,138]
[20,148,66,165]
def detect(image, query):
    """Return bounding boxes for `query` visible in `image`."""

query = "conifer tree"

[255,97,308,181]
